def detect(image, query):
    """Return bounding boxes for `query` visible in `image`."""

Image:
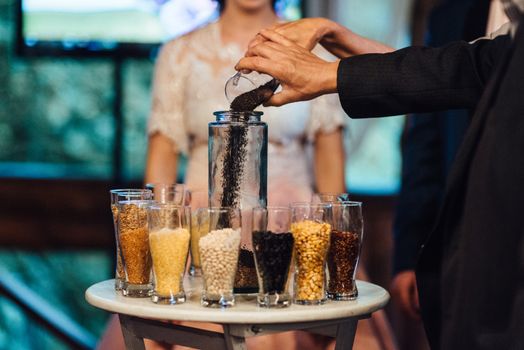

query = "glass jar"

[209,111,267,293]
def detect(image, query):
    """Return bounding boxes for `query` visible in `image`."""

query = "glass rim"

[144,182,186,188]
[329,201,362,206]
[110,188,152,194]
[197,206,241,212]
[116,199,152,206]
[315,192,350,196]
[148,202,190,209]
[213,110,264,117]
[289,201,332,208]
[253,206,290,212]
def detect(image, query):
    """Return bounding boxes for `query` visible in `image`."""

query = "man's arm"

[338,35,511,118]
[236,30,511,110]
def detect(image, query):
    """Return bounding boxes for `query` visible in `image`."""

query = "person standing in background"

[98,0,397,349]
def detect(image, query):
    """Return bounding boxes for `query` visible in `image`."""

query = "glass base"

[189,266,202,277]
[201,292,235,308]
[257,293,291,308]
[293,297,327,305]
[114,277,125,291]
[152,291,186,304]
[122,283,153,298]
[327,288,358,301]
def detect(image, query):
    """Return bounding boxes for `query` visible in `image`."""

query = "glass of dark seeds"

[326,201,364,300]
[252,207,294,307]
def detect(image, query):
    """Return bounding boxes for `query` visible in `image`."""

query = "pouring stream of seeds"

[220,76,279,211]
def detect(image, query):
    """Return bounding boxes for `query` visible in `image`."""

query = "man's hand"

[248,18,336,51]
[390,270,421,320]
[247,18,393,59]
[236,29,339,107]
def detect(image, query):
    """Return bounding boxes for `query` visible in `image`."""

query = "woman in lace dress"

[97,0,395,349]
[145,4,345,207]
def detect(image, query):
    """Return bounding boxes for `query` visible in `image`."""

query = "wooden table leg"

[334,319,358,350]
[119,315,146,350]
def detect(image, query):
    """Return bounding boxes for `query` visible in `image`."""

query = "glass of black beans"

[326,201,364,300]
[252,207,294,307]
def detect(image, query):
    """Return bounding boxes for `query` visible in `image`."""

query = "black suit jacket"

[393,0,480,274]
[337,22,524,349]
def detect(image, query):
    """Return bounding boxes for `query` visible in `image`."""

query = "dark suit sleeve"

[337,35,511,118]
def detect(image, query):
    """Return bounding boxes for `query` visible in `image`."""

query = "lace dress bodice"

[148,21,345,205]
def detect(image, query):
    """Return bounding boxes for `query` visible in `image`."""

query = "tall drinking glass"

[290,203,332,305]
[145,183,188,205]
[252,207,294,307]
[311,192,351,204]
[198,207,242,307]
[118,197,153,297]
[148,204,191,304]
[188,190,208,277]
[110,189,152,291]
[327,202,363,300]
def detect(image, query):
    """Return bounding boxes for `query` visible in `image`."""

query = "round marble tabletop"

[86,278,389,324]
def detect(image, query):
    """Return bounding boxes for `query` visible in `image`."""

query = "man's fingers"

[235,56,277,77]
[245,41,287,59]
[259,28,297,48]
[247,33,267,50]
[263,90,295,107]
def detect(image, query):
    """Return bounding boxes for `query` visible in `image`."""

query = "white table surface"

[85,278,389,324]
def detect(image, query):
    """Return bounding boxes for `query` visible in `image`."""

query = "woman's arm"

[313,127,346,193]
[144,133,179,185]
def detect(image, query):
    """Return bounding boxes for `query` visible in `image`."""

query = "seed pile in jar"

[327,230,361,294]
[291,220,331,302]
[199,228,241,295]
[149,227,190,296]
[253,231,294,293]
[111,204,125,281]
[119,203,151,284]
[234,247,259,293]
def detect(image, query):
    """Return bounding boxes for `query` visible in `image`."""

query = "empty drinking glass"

[188,190,208,277]
[145,183,188,205]
[311,192,351,204]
